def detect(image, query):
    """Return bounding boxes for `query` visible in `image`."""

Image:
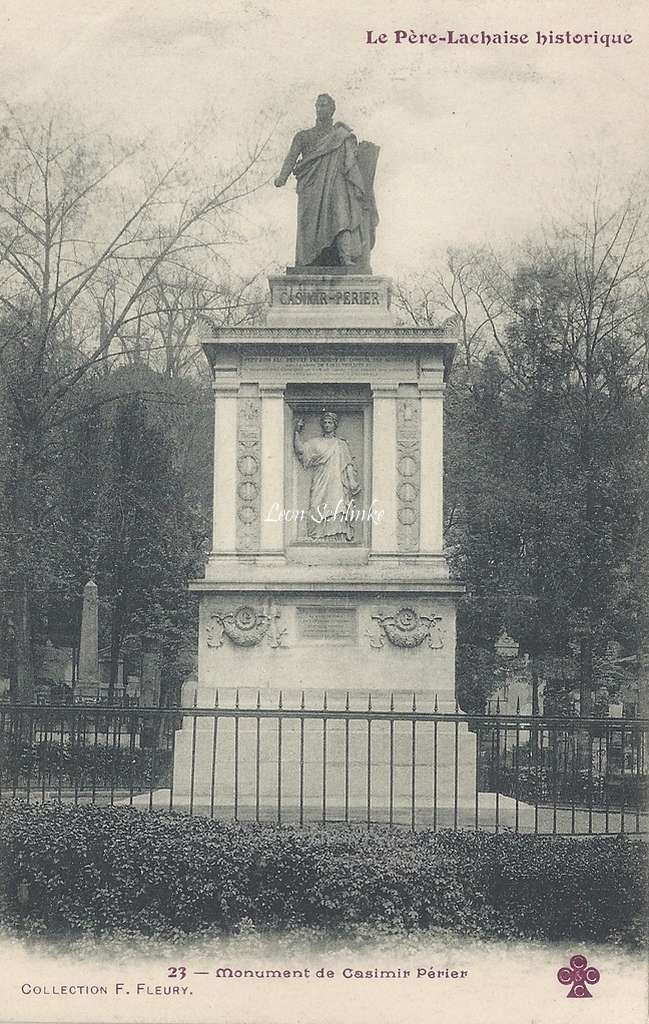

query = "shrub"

[0,802,645,946]
[0,741,172,791]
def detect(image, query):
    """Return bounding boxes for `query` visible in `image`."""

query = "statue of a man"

[275,94,379,271]
[294,410,361,542]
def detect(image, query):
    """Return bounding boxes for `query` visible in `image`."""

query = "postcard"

[0,0,647,1022]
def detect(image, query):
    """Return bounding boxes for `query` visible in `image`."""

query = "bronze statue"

[275,94,379,272]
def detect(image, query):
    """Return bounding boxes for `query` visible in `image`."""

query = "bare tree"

[145,264,266,379]
[0,103,269,699]
[393,248,504,375]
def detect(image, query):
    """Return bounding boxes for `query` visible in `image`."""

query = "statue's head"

[320,409,338,435]
[315,93,336,120]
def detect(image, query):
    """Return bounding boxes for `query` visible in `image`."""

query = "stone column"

[212,383,239,553]
[419,382,445,553]
[259,385,285,552]
[370,384,398,554]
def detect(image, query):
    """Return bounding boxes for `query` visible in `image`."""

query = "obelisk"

[78,579,100,692]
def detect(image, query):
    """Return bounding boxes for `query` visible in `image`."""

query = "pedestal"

[173,270,479,822]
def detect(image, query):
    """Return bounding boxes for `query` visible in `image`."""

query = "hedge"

[1,742,173,791]
[0,802,645,946]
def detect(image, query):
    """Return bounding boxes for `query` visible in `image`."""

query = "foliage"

[455,644,509,714]
[484,764,646,808]
[0,742,173,791]
[0,359,212,703]
[0,803,645,946]
[74,370,210,698]
[399,198,649,712]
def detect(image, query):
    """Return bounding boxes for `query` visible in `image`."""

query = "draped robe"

[300,434,361,542]
[288,124,379,267]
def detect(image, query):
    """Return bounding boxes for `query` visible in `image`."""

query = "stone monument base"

[188,582,461,694]
[172,685,478,823]
[173,567,473,821]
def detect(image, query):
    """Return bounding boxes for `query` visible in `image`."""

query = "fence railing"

[0,701,646,835]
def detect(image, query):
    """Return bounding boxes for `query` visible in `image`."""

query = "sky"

[1,0,648,279]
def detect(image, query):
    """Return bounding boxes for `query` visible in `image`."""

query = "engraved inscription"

[276,287,384,307]
[246,353,408,371]
[243,352,414,383]
[296,606,358,645]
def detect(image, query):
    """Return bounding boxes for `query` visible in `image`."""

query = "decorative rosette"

[380,607,431,648]
[222,606,270,646]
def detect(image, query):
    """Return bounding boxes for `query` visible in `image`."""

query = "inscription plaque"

[296,606,358,645]
[269,276,390,311]
[243,351,416,383]
[278,286,383,307]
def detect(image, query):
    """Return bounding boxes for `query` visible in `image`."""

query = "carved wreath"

[207,606,271,648]
[368,607,444,650]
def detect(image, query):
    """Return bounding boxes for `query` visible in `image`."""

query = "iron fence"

[0,700,646,835]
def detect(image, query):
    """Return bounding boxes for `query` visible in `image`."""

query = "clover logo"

[557,955,600,998]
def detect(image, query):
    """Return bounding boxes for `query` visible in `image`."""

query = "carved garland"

[236,397,261,551]
[368,607,444,650]
[396,398,420,552]
[206,605,286,649]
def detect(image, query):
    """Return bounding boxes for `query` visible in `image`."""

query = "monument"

[77,579,100,700]
[173,95,483,822]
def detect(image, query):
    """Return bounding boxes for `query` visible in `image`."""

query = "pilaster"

[211,382,239,553]
[259,384,286,552]
[370,383,398,554]
[419,381,445,554]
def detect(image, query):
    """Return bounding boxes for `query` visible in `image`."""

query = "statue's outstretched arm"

[275,132,304,187]
[293,417,306,463]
